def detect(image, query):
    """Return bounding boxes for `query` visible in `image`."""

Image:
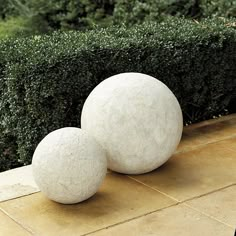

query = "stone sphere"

[32,127,107,204]
[81,72,183,175]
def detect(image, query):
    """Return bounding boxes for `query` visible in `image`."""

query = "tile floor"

[0,114,235,236]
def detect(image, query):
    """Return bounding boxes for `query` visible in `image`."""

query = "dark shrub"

[0,134,21,172]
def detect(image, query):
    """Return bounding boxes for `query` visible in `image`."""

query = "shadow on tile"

[129,143,236,201]
[0,173,175,235]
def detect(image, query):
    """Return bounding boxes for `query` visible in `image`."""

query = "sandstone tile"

[89,204,233,236]
[0,165,39,202]
[177,129,211,153]
[195,120,236,141]
[0,209,31,236]
[130,143,236,201]
[186,185,236,228]
[214,137,236,152]
[185,114,236,130]
[177,115,236,153]
[0,173,175,236]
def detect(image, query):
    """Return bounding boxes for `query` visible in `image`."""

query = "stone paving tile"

[129,142,236,201]
[186,185,236,228]
[184,114,236,130]
[0,209,31,236]
[88,204,233,236]
[0,165,39,202]
[0,173,176,236]
[214,137,236,152]
[177,114,236,153]
[195,120,236,141]
[177,129,212,153]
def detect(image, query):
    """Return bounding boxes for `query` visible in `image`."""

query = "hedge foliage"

[0,17,236,169]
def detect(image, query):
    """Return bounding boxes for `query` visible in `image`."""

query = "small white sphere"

[81,72,183,174]
[32,127,107,204]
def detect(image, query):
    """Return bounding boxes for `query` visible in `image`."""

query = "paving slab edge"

[82,200,235,236]
[0,207,34,235]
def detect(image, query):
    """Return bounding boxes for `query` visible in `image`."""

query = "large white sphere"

[32,127,107,204]
[81,72,183,175]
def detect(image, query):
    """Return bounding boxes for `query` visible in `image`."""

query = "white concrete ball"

[81,72,183,175]
[32,127,107,204]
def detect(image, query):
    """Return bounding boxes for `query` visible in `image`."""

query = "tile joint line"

[0,206,34,235]
[175,133,236,155]
[82,202,180,236]
[83,181,235,235]
[0,191,40,204]
[183,203,234,229]
[127,176,236,229]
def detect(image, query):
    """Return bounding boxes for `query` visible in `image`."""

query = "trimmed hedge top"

[0,17,236,167]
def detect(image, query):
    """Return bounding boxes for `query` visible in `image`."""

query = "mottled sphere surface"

[32,127,107,204]
[81,72,183,174]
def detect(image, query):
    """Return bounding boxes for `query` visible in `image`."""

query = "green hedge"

[0,134,20,172]
[0,17,236,169]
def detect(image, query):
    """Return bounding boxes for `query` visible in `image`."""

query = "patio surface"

[0,114,236,235]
